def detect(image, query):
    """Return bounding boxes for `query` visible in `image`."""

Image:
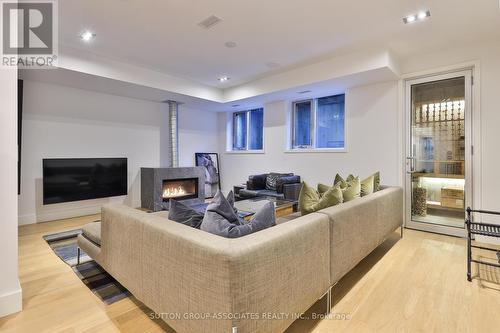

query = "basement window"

[232,108,264,151]
[290,94,345,151]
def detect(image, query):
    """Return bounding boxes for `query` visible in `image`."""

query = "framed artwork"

[195,153,221,198]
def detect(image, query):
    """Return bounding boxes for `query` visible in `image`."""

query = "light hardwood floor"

[1,215,500,333]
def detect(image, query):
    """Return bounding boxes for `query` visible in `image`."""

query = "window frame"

[289,94,346,152]
[231,108,264,152]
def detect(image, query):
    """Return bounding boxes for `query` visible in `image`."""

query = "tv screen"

[43,158,128,205]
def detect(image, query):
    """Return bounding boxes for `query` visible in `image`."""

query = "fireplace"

[162,178,198,202]
[141,167,205,211]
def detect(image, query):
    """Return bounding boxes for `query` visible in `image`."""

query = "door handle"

[406,157,416,174]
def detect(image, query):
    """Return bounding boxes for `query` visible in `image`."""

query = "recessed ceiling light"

[224,41,237,48]
[80,31,96,42]
[218,76,230,82]
[417,11,427,19]
[403,10,430,24]
[297,90,312,94]
[405,15,416,23]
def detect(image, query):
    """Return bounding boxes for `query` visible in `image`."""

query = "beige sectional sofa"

[77,186,403,333]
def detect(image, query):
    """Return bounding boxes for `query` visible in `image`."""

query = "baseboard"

[0,283,22,318]
[19,205,102,225]
[18,214,36,225]
[18,197,133,225]
[39,205,103,223]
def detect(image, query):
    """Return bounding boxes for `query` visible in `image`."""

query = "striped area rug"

[43,228,130,304]
[43,229,92,266]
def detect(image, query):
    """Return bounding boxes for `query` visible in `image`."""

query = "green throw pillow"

[334,174,348,189]
[361,175,375,197]
[318,183,331,195]
[343,177,361,202]
[299,182,320,215]
[299,182,343,215]
[372,171,381,192]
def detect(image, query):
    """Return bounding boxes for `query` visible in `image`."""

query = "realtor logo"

[1,0,58,68]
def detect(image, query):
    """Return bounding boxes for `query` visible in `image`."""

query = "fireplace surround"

[141,167,205,211]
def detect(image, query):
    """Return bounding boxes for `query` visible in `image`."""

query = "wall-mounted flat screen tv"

[43,158,128,205]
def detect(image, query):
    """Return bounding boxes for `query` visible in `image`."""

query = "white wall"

[18,80,220,225]
[178,107,219,167]
[218,80,401,192]
[0,69,22,316]
[18,81,166,224]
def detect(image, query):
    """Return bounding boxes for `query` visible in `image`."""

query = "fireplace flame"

[162,186,187,198]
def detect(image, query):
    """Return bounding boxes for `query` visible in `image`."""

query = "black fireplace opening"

[162,177,199,202]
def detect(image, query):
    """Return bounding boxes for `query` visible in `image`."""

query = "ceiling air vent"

[198,15,222,29]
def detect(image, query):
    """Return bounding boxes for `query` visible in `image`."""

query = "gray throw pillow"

[200,190,276,238]
[168,199,204,229]
[226,190,238,214]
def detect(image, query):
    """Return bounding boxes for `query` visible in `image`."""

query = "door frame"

[404,69,474,237]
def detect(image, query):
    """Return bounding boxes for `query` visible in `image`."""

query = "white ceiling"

[59,0,500,89]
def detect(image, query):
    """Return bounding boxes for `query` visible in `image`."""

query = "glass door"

[405,70,472,237]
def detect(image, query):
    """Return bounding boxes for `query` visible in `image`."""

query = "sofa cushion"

[321,175,361,202]
[82,221,101,246]
[361,175,375,197]
[275,175,301,193]
[239,188,285,199]
[247,173,268,190]
[256,190,285,199]
[342,176,361,202]
[239,188,259,198]
[168,199,204,229]
[334,173,348,189]
[298,182,320,214]
[337,172,380,196]
[317,183,331,195]
[200,191,276,238]
[299,182,343,215]
[372,171,381,192]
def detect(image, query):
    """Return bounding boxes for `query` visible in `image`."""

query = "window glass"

[316,95,345,148]
[294,101,312,147]
[233,112,247,150]
[249,109,263,150]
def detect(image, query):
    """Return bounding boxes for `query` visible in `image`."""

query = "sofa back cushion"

[275,175,301,193]
[247,173,268,190]
[169,199,204,229]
